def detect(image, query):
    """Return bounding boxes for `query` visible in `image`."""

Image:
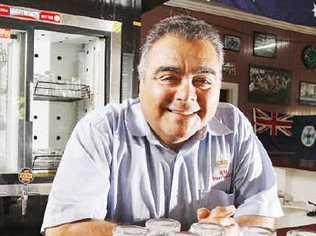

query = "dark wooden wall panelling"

[141,6,316,170]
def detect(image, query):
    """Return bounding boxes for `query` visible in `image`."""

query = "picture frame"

[253,32,277,58]
[248,64,291,105]
[299,81,316,106]
[223,35,241,52]
[222,62,237,76]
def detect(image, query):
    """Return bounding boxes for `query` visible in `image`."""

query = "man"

[42,15,283,236]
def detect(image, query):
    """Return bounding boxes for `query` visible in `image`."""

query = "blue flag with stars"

[253,108,316,160]
[216,0,316,27]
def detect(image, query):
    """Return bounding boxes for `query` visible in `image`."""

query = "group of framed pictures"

[223,32,277,58]
[223,32,316,106]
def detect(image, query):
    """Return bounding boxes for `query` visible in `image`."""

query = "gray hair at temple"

[138,15,224,80]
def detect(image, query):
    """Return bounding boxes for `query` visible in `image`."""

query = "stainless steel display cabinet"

[0,4,122,178]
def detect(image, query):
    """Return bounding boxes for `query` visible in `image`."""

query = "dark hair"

[138,15,224,79]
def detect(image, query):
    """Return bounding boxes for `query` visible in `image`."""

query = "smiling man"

[139,33,221,151]
[42,15,283,236]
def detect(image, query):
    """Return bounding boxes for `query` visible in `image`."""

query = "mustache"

[167,102,200,114]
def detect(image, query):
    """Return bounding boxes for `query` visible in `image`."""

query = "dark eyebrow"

[194,67,217,75]
[153,66,181,76]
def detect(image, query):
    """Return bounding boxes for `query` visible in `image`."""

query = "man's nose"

[175,78,197,101]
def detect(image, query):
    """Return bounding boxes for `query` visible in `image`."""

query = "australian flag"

[253,108,316,160]
[216,0,316,27]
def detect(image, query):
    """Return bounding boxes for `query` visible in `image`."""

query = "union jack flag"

[253,108,294,136]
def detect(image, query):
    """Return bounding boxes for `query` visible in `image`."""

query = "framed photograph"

[223,35,241,52]
[222,62,237,76]
[299,81,316,105]
[253,32,277,58]
[248,65,291,105]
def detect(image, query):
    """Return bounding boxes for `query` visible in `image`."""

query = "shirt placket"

[167,153,183,216]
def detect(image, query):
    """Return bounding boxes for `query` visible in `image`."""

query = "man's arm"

[236,215,275,230]
[42,114,115,234]
[45,219,117,236]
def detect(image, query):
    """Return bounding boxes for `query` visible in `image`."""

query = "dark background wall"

[141,5,316,170]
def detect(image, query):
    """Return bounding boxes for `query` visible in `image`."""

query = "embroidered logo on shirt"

[216,159,228,170]
[212,159,231,181]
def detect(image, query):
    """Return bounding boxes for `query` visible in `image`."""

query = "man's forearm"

[236,215,276,230]
[45,219,117,236]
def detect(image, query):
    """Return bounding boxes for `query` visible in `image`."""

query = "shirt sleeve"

[232,110,283,218]
[41,110,113,233]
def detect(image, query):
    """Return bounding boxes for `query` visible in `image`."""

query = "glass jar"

[239,226,274,236]
[189,223,225,236]
[173,232,198,235]
[146,218,181,236]
[112,225,148,236]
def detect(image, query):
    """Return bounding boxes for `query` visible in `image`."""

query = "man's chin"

[165,129,200,144]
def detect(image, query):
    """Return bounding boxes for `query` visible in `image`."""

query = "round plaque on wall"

[303,45,316,69]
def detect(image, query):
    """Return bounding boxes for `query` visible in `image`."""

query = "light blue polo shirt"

[41,98,283,232]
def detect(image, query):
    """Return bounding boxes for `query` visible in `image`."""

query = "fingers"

[196,205,237,227]
[197,208,210,221]
[199,216,235,227]
[210,205,236,218]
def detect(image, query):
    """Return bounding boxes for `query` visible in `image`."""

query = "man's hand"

[197,205,236,226]
[197,206,276,235]
[197,206,238,235]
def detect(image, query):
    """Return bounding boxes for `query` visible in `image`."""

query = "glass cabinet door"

[31,30,105,171]
[0,29,27,173]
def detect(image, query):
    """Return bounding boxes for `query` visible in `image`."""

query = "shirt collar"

[206,115,233,136]
[126,98,233,138]
[125,98,151,137]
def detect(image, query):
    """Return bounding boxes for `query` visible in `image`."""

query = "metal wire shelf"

[33,80,90,102]
[32,153,62,171]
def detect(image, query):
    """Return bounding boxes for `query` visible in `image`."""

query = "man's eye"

[159,75,179,84]
[193,77,213,89]
[161,76,175,81]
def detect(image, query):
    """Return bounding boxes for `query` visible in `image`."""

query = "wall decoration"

[253,107,316,161]
[248,65,291,105]
[223,35,241,52]
[253,32,277,58]
[222,62,237,76]
[299,81,316,105]
[302,46,316,69]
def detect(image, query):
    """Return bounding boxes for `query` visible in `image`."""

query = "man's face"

[139,34,221,149]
